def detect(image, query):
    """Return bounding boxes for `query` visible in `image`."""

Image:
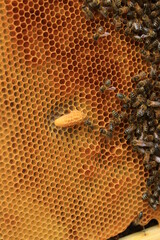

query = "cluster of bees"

[81,0,160,211]
[82,0,160,65]
[120,70,160,210]
[99,69,160,211]
[99,70,160,212]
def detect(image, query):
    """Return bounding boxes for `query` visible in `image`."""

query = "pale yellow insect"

[54,110,87,127]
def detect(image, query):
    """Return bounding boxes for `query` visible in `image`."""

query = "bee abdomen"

[137,104,147,118]
[147,100,160,107]
[124,125,136,135]
[144,135,154,142]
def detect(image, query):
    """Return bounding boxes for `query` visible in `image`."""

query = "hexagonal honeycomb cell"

[0,0,159,240]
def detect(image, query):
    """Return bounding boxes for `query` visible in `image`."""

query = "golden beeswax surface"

[0,0,159,240]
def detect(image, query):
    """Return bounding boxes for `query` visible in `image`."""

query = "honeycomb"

[0,0,159,239]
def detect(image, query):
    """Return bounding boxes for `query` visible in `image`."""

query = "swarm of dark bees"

[81,0,160,210]
[82,0,160,65]
[117,70,160,211]
[100,69,160,210]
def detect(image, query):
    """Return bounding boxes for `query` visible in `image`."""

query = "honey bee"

[93,27,110,41]
[144,38,152,50]
[143,120,148,133]
[127,11,137,20]
[149,126,156,134]
[149,197,157,210]
[147,100,160,108]
[116,93,130,104]
[133,146,145,154]
[93,26,104,41]
[126,19,133,27]
[112,110,119,119]
[82,5,94,19]
[155,110,160,120]
[133,212,143,225]
[126,134,132,141]
[146,29,157,39]
[140,49,150,57]
[151,10,160,18]
[119,112,127,120]
[137,79,152,89]
[124,124,136,135]
[132,139,154,147]
[126,0,134,9]
[142,54,154,63]
[145,161,157,171]
[148,119,158,127]
[124,26,132,36]
[154,132,160,143]
[154,183,160,193]
[129,91,136,102]
[128,110,136,123]
[98,6,108,18]
[132,94,145,108]
[114,0,122,8]
[150,3,156,11]
[154,155,160,164]
[108,121,115,132]
[149,196,157,206]
[133,2,143,16]
[143,151,150,164]
[158,42,160,52]
[138,211,143,220]
[151,202,159,211]
[84,119,94,131]
[153,17,160,29]
[154,143,160,156]
[112,110,122,125]
[100,83,108,93]
[155,1,160,8]
[133,35,144,42]
[100,80,116,92]
[148,39,159,51]
[153,190,159,199]
[119,6,129,15]
[144,135,154,142]
[146,108,155,120]
[122,103,130,110]
[147,176,155,187]
[83,0,92,3]
[150,66,157,80]
[131,71,146,82]
[157,124,160,134]
[88,0,101,10]
[131,21,143,34]
[143,3,151,15]
[111,0,119,12]
[136,104,147,118]
[136,86,148,95]
[100,128,112,138]
[142,14,152,28]
[142,192,148,200]
[135,124,142,138]
[154,81,160,89]
[113,16,122,31]
[151,170,159,178]
[102,0,112,7]
[153,54,160,65]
